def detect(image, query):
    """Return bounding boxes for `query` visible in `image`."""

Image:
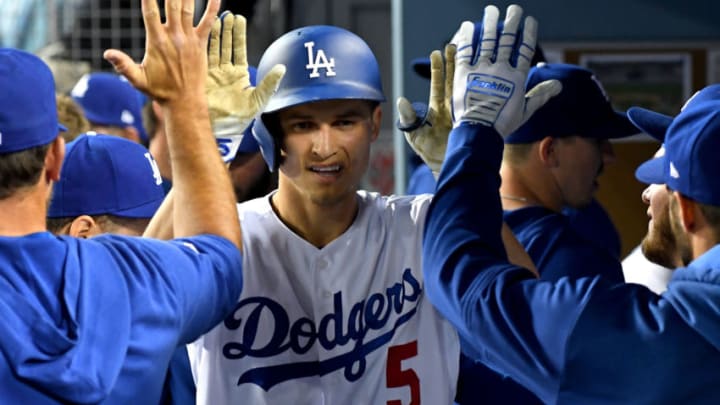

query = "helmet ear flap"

[252,114,280,171]
[252,111,286,172]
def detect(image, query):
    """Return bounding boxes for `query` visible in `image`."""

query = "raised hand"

[397,44,455,178]
[206,12,286,163]
[450,4,561,137]
[103,0,219,105]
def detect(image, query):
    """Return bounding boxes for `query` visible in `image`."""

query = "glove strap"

[396,102,431,131]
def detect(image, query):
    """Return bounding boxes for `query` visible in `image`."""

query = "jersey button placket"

[315,256,332,299]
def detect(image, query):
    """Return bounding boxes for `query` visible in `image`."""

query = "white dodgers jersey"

[189,191,460,404]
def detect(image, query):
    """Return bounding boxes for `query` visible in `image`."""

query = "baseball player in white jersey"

[192,190,461,404]
[181,12,536,404]
[186,16,460,404]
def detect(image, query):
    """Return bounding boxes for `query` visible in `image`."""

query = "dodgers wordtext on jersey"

[223,268,421,389]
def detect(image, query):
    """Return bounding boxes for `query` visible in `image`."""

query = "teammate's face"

[276,99,381,206]
[551,136,613,208]
[641,184,680,268]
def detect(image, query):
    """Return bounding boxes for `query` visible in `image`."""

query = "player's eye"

[289,121,315,132]
[334,119,356,129]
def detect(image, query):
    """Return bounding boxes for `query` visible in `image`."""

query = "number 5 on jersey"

[386,340,420,405]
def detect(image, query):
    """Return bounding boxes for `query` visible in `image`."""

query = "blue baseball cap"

[506,63,638,144]
[48,133,165,218]
[628,84,720,143]
[634,146,666,185]
[633,84,720,184]
[663,100,720,206]
[410,56,433,80]
[70,73,149,143]
[0,48,67,153]
[248,65,258,89]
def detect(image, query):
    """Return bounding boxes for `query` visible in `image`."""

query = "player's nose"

[641,185,652,205]
[311,125,334,159]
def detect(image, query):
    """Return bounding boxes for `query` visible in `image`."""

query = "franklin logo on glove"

[468,75,513,95]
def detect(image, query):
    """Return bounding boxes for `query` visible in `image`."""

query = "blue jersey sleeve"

[505,209,625,283]
[540,230,624,283]
[94,234,243,344]
[563,199,622,260]
[422,124,599,402]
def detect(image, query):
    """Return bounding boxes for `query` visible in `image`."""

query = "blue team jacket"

[0,232,242,404]
[504,206,624,283]
[424,123,720,404]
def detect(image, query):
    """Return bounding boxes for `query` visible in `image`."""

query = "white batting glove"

[450,5,561,137]
[397,45,455,178]
[206,13,285,162]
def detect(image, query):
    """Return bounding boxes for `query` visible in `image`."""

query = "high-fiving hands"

[451,4,561,137]
[103,0,219,105]
[397,44,455,178]
[206,13,286,163]
[399,5,560,177]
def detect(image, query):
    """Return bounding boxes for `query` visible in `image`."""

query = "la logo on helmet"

[304,41,336,78]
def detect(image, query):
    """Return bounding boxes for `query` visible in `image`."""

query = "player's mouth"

[309,164,342,179]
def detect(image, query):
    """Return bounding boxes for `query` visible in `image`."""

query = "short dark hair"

[46,216,75,234]
[0,142,52,200]
[47,214,150,235]
[502,143,534,165]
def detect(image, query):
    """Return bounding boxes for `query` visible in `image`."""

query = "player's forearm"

[164,97,241,249]
[424,124,507,263]
[422,123,512,352]
[423,123,510,323]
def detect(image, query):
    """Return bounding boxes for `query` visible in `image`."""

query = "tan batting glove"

[397,44,455,179]
[206,13,286,162]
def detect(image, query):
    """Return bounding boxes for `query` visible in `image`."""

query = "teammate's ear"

[674,192,697,233]
[45,136,65,183]
[537,136,557,168]
[68,215,99,238]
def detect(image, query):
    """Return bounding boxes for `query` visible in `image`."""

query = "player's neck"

[271,186,359,249]
[0,184,50,236]
[500,162,563,212]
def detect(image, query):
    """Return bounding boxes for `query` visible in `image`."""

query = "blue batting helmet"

[253,25,385,170]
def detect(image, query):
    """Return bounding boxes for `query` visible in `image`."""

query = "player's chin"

[308,187,354,207]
